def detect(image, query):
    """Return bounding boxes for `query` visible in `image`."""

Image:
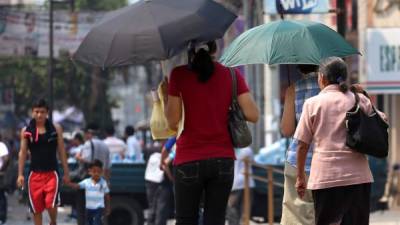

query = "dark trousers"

[146,180,174,225]
[174,158,234,225]
[0,189,7,223]
[86,208,103,225]
[312,183,371,225]
[226,189,252,225]
[76,189,86,225]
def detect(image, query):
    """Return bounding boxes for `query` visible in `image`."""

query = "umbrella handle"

[187,40,196,69]
[277,2,285,20]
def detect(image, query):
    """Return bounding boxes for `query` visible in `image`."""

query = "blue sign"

[264,0,331,14]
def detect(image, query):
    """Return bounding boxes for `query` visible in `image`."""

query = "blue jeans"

[86,208,103,225]
[174,158,234,225]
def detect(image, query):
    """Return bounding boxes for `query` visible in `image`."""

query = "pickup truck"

[48,156,387,225]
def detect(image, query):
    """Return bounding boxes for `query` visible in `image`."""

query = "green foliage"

[0,53,115,129]
[0,0,130,128]
[1,57,47,116]
[75,0,128,11]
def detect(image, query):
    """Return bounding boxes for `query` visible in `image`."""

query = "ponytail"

[339,81,348,93]
[192,49,214,83]
[191,41,217,83]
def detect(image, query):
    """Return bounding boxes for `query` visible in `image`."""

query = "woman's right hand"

[17,175,25,189]
[160,147,169,170]
[295,175,306,199]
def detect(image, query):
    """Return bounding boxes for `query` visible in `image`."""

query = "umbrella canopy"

[73,0,236,68]
[220,20,360,67]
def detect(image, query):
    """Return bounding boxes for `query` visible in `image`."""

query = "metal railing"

[242,157,284,225]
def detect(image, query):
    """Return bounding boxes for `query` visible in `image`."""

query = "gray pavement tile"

[4,192,400,225]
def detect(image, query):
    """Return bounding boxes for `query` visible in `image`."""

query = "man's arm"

[65,181,80,190]
[104,169,111,181]
[121,141,127,159]
[0,155,9,172]
[163,157,174,182]
[104,144,111,181]
[281,85,296,137]
[76,142,89,163]
[55,124,70,184]
[17,127,28,188]
[105,193,111,216]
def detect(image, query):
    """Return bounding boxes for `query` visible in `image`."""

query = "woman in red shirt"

[164,41,259,225]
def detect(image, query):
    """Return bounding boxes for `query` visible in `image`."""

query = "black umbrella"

[73,0,236,68]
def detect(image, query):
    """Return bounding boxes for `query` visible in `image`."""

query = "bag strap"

[350,86,379,114]
[228,68,238,105]
[350,86,360,106]
[90,140,95,162]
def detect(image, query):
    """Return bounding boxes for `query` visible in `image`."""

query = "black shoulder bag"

[345,87,389,158]
[228,68,252,148]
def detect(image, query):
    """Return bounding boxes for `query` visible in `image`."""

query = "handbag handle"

[349,86,360,106]
[229,68,238,105]
[350,86,378,114]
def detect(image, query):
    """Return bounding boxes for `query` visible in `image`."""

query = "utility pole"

[242,0,265,150]
[48,0,54,121]
[48,0,75,121]
[336,0,347,37]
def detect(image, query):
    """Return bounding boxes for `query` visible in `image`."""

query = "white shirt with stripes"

[79,177,110,210]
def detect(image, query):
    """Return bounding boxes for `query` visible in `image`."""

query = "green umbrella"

[220,20,360,66]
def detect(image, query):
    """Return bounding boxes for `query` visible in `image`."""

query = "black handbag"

[345,87,389,158]
[228,68,252,148]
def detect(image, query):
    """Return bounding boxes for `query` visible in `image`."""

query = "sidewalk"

[370,210,400,225]
[4,192,400,225]
[6,192,74,225]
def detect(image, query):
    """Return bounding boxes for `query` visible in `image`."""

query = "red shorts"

[28,171,60,213]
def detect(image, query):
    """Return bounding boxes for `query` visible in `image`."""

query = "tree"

[71,0,128,129]
[75,0,128,11]
[0,0,130,130]
[0,53,115,129]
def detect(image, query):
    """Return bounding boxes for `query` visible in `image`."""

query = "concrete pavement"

[370,210,400,225]
[3,192,400,225]
[6,192,74,225]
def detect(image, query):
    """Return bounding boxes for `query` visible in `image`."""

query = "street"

[0,0,400,225]
[3,192,400,225]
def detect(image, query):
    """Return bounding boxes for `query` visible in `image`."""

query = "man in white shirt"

[0,137,9,225]
[103,126,127,162]
[75,123,110,225]
[70,133,84,159]
[124,126,142,162]
[226,147,255,225]
[78,124,111,179]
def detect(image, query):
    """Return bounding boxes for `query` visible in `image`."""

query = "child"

[67,159,110,225]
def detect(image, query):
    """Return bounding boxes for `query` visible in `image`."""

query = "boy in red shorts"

[17,99,70,225]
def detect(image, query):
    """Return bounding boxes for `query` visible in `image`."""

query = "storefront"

[359,0,400,165]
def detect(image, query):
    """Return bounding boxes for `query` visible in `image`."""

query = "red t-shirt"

[168,62,249,165]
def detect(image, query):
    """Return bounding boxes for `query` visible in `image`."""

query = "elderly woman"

[294,57,383,225]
